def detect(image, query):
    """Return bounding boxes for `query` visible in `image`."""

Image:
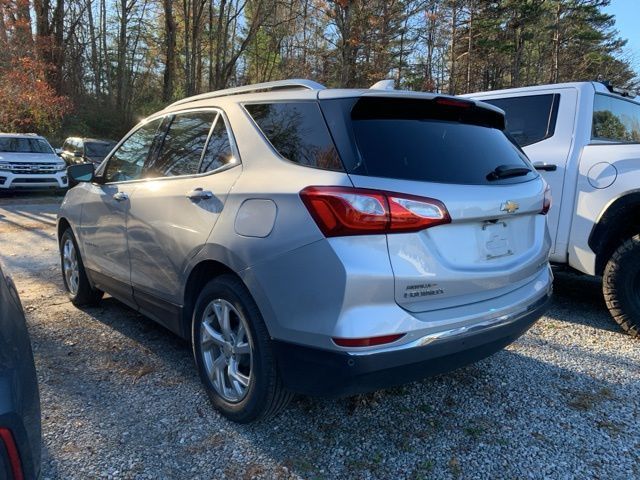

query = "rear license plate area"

[482,221,513,259]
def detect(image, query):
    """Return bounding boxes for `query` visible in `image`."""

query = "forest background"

[0,0,637,142]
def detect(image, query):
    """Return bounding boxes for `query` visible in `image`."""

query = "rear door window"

[199,115,235,173]
[483,94,560,147]
[345,97,537,185]
[104,118,162,183]
[592,94,640,143]
[244,102,343,171]
[145,111,217,178]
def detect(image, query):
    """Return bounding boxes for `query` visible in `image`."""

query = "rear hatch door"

[321,94,550,313]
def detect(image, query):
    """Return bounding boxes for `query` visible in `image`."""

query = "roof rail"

[168,79,326,108]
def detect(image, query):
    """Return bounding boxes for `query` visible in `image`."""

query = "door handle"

[186,188,213,200]
[533,162,557,171]
[113,192,129,202]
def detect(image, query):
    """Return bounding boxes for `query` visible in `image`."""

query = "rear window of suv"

[344,97,537,185]
[244,102,344,171]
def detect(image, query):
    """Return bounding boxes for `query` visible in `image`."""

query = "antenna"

[370,79,396,91]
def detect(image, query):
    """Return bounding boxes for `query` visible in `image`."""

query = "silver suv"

[58,79,553,422]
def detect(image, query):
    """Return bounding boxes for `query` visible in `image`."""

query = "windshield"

[0,137,54,154]
[85,142,116,158]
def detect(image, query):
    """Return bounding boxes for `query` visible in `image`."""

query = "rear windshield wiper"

[487,164,531,181]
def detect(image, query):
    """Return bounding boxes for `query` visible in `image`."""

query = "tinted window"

[245,102,343,171]
[145,111,216,178]
[85,141,115,158]
[348,98,535,185]
[200,116,235,172]
[104,119,161,183]
[484,94,559,147]
[592,94,640,143]
[0,137,54,154]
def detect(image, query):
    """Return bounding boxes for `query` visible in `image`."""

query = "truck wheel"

[602,235,640,338]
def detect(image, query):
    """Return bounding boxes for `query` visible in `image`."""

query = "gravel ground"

[0,193,639,480]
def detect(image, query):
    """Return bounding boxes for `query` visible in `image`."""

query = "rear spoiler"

[350,96,505,130]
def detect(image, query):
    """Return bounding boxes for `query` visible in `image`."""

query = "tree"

[0,57,71,132]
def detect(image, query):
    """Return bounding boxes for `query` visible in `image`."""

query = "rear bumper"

[273,290,551,397]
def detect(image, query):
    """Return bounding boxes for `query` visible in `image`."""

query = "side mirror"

[67,162,95,186]
[74,151,83,158]
[55,148,63,156]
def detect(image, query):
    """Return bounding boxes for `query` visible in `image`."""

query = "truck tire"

[602,235,640,338]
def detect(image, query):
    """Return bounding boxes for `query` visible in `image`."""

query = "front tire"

[192,275,293,423]
[60,228,103,306]
[602,235,640,338]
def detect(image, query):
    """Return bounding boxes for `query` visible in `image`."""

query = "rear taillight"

[0,428,23,480]
[541,185,552,215]
[300,186,450,237]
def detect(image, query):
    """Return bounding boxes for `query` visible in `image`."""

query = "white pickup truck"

[465,82,640,337]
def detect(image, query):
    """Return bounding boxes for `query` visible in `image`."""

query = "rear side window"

[484,94,560,147]
[146,111,216,178]
[592,94,640,143]
[348,97,536,185]
[200,116,235,172]
[244,102,343,171]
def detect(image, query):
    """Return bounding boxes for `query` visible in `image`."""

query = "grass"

[566,387,615,411]
[410,459,435,480]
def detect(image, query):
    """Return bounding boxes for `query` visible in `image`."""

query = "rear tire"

[192,275,293,423]
[602,235,640,338]
[60,228,103,306]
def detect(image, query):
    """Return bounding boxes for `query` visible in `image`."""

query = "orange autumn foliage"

[0,57,71,133]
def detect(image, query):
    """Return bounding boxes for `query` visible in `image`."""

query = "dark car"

[0,264,41,479]
[60,137,116,166]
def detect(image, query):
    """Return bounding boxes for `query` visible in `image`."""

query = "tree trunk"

[87,0,101,97]
[116,0,128,116]
[163,0,176,101]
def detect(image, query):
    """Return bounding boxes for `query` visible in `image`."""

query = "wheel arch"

[180,247,263,340]
[57,217,72,244]
[589,191,640,275]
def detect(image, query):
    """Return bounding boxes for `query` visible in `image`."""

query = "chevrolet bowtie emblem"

[500,201,519,214]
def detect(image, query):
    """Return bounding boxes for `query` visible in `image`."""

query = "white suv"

[0,133,68,192]
[465,82,640,337]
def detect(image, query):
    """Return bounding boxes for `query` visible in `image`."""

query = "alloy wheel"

[200,299,253,402]
[62,238,79,295]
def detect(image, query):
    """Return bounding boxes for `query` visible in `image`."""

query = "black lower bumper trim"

[273,293,551,397]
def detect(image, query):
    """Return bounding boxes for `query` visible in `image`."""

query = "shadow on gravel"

[35,290,637,478]
[233,350,634,479]
[548,271,619,333]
